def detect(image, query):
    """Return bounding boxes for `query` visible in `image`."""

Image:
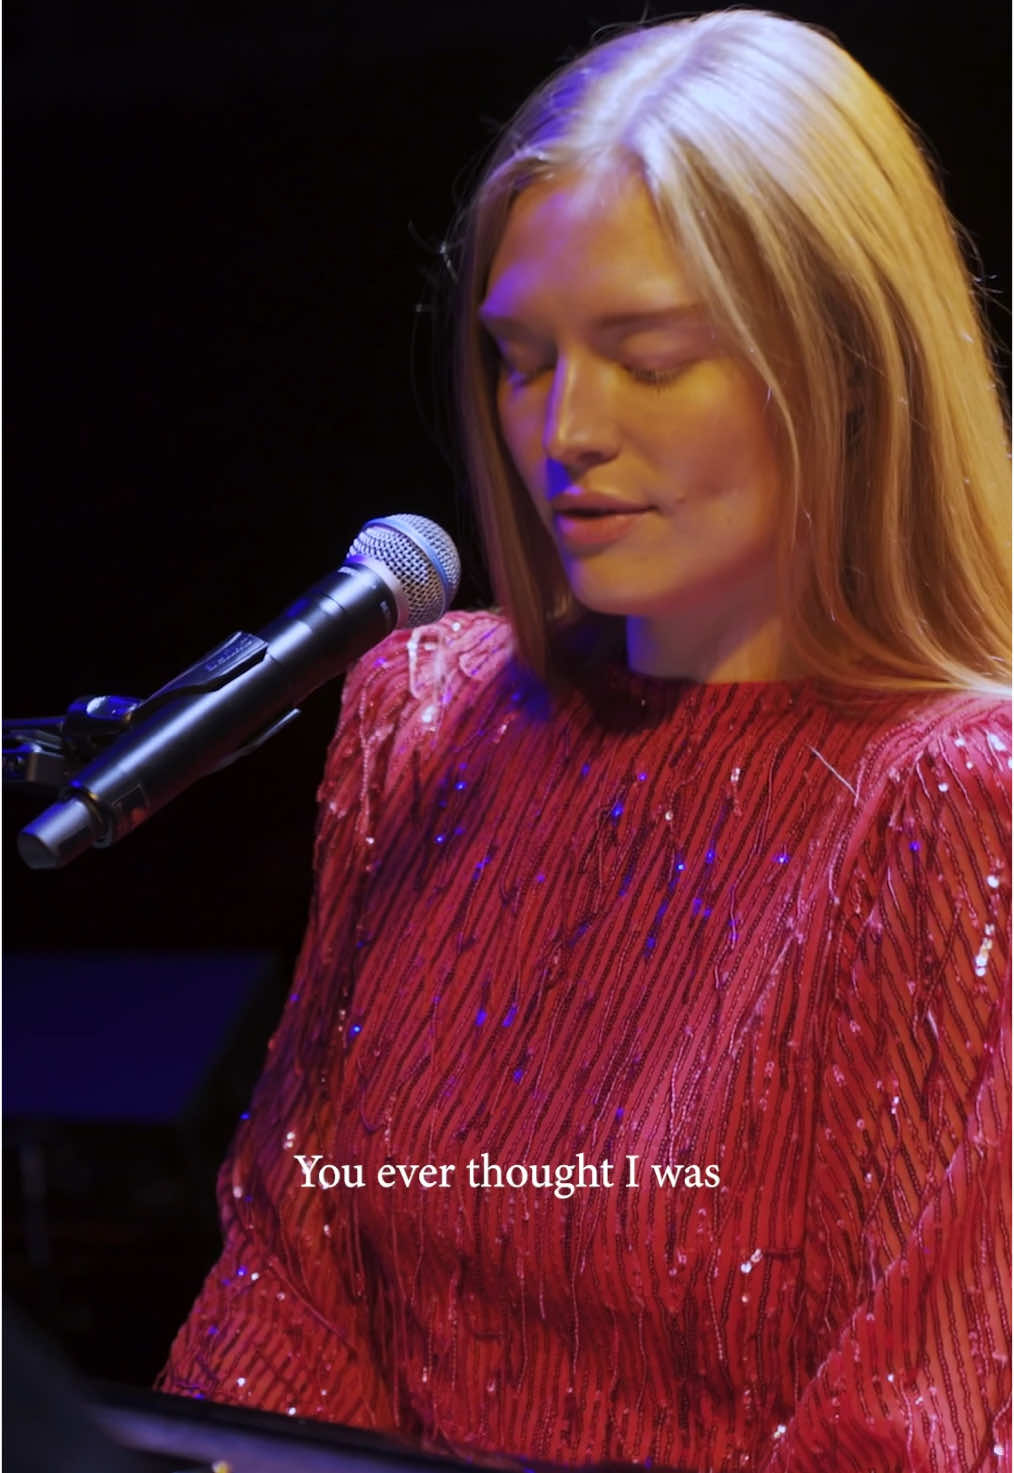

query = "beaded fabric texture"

[158,610,1012,1472]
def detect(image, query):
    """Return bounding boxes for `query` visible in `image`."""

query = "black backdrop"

[4,0,1011,1392]
[6,0,1011,957]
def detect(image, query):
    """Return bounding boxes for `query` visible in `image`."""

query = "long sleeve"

[155,607,1012,1470]
[155,632,419,1427]
[763,715,1012,1472]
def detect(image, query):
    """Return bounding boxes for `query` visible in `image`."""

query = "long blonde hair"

[449,9,1012,698]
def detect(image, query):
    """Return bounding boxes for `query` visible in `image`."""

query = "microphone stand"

[4,695,142,793]
[7,513,460,869]
[5,640,302,846]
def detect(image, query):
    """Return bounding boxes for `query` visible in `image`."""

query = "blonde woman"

[159,12,1011,1471]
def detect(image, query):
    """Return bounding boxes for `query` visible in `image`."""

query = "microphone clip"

[4,695,141,793]
[3,638,302,796]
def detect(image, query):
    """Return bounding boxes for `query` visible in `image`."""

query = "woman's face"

[480,167,789,680]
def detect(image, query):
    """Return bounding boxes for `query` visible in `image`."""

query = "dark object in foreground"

[90,1380,534,1473]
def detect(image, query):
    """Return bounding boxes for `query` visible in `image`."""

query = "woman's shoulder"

[840,688,1012,892]
[333,610,517,767]
[837,685,1011,792]
[875,688,1011,791]
[858,688,1011,832]
[315,611,515,828]
[342,609,515,710]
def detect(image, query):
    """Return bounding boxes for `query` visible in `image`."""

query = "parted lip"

[551,494,652,516]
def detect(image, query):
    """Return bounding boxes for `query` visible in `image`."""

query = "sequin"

[157,610,1012,1471]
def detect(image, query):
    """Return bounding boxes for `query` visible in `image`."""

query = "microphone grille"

[347,514,461,627]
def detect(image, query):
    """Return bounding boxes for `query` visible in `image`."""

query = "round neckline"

[589,658,831,718]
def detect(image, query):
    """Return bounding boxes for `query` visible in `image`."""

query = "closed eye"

[626,362,697,390]
[491,346,551,387]
[490,339,698,391]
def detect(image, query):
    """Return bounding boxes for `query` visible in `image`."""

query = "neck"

[625,610,801,684]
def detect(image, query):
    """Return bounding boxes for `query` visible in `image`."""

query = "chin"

[566,575,693,620]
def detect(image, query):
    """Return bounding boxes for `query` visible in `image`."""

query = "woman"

[158,10,1011,1470]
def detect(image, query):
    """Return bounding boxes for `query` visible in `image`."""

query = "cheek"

[497,386,542,482]
[710,366,781,472]
[495,382,519,453]
[496,388,553,526]
[653,367,778,490]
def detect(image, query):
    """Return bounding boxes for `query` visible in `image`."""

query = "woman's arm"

[155,631,419,1427]
[763,714,1011,1471]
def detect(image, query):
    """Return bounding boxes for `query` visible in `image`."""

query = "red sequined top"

[158,610,1012,1473]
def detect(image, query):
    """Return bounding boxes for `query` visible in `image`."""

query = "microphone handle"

[17,564,398,870]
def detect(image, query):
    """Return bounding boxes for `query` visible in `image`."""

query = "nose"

[541,354,619,475]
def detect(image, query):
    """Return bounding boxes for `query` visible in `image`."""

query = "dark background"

[4,0,1011,1408]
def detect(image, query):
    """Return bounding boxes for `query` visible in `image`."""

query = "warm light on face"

[481,167,789,680]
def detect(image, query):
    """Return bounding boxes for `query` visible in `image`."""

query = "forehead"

[482,168,701,317]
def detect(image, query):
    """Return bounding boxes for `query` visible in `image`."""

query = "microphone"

[17,514,460,870]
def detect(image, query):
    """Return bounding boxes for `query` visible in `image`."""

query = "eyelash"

[498,359,688,391]
[627,365,686,391]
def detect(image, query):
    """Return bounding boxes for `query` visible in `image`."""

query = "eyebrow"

[477,303,710,333]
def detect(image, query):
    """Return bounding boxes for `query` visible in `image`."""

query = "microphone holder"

[4,696,142,792]
[9,513,460,868]
[4,667,301,799]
